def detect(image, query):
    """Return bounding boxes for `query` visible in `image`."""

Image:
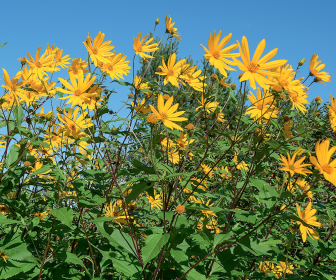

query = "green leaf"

[6,145,19,167]
[0,42,7,47]
[125,180,154,204]
[0,214,20,225]
[13,106,23,128]
[112,258,140,277]
[181,265,206,280]
[4,243,37,263]
[30,164,51,176]
[228,89,237,102]
[166,171,196,179]
[213,232,233,248]
[51,208,73,228]
[110,230,138,257]
[170,248,188,263]
[141,233,170,267]
[0,261,36,280]
[131,159,156,174]
[65,251,84,267]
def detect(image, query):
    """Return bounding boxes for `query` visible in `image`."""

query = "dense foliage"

[0,16,334,279]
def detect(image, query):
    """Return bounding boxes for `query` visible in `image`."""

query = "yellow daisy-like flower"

[296,202,322,242]
[232,36,287,89]
[201,164,214,178]
[25,46,58,77]
[0,204,10,215]
[101,52,131,81]
[279,152,312,176]
[104,201,127,226]
[147,191,163,210]
[328,94,336,131]
[288,90,309,114]
[0,251,9,263]
[165,15,181,41]
[310,54,331,85]
[131,98,151,114]
[83,32,115,66]
[195,94,219,114]
[57,71,96,107]
[133,33,159,59]
[67,58,88,78]
[201,31,239,77]
[57,107,94,139]
[176,132,194,150]
[156,53,186,87]
[54,49,71,69]
[245,88,278,121]
[282,120,294,139]
[1,69,24,105]
[310,139,336,186]
[180,66,206,92]
[149,95,187,131]
[35,211,49,221]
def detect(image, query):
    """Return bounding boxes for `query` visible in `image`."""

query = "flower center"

[92,48,98,55]
[107,64,113,71]
[167,70,175,76]
[161,113,168,120]
[289,165,295,170]
[35,62,42,68]
[148,197,155,203]
[248,63,259,73]
[69,124,76,131]
[322,164,333,175]
[213,51,221,59]
[256,103,264,110]
[74,89,82,96]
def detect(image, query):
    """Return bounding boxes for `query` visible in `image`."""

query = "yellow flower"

[54,49,71,69]
[199,199,217,218]
[296,202,322,242]
[44,125,64,150]
[1,69,24,105]
[201,31,239,77]
[83,32,115,66]
[279,152,312,176]
[180,66,206,92]
[176,133,194,150]
[134,76,152,97]
[101,51,131,81]
[131,98,151,114]
[25,46,58,77]
[201,164,214,178]
[245,88,278,121]
[259,261,276,273]
[57,107,93,139]
[310,139,336,186]
[0,204,9,215]
[282,120,294,139]
[186,123,195,130]
[310,54,331,85]
[67,58,88,78]
[35,211,49,221]
[155,53,186,87]
[58,71,96,107]
[288,90,309,114]
[176,205,185,215]
[195,94,219,114]
[232,36,287,89]
[0,251,9,263]
[147,192,163,210]
[328,94,336,131]
[104,201,127,226]
[165,15,181,41]
[133,33,159,59]
[147,114,158,124]
[296,178,313,199]
[149,95,187,131]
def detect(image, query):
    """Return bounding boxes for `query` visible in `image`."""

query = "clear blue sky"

[0,0,334,116]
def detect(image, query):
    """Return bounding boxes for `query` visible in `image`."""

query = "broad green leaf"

[170,248,188,263]
[4,243,37,263]
[51,208,73,228]
[30,164,51,176]
[112,258,140,277]
[181,265,206,280]
[141,233,169,266]
[0,42,7,47]
[6,145,19,167]
[110,230,138,257]
[65,252,84,267]
[13,106,23,128]
[0,261,36,280]
[0,214,20,225]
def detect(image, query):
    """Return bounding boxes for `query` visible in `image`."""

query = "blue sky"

[0,0,334,116]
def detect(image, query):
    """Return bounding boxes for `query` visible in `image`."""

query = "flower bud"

[155,18,160,25]
[238,73,244,80]
[186,123,195,130]
[46,111,55,121]
[210,74,218,81]
[284,116,291,122]
[315,96,322,104]
[24,161,30,167]
[176,205,185,215]
[316,112,320,116]
[56,107,63,114]
[298,58,306,66]
[128,93,134,99]
[230,83,236,90]
[26,117,31,124]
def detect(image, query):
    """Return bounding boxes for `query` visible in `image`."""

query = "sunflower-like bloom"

[1,69,24,105]
[201,164,214,178]
[58,72,96,107]
[25,46,58,77]
[181,66,206,92]
[149,95,187,131]
[83,32,115,66]
[67,58,89,78]
[296,202,322,242]
[133,33,159,59]
[156,53,186,87]
[44,125,64,150]
[57,107,93,139]
[296,177,313,199]
[199,198,217,218]
[165,15,181,41]
[0,251,9,263]
[131,98,151,114]
[134,76,153,97]
[279,152,312,176]
[147,191,163,210]
[195,94,219,114]
[201,31,239,77]
[288,90,309,114]
[232,36,287,89]
[310,139,336,186]
[282,120,294,139]
[176,132,194,150]
[101,52,131,81]
[245,88,279,121]
[54,49,71,69]
[310,54,331,85]
[328,94,336,131]
[104,201,127,226]
[35,211,49,221]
